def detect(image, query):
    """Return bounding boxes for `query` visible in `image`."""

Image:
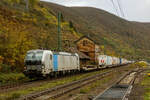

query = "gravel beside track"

[93,68,145,100]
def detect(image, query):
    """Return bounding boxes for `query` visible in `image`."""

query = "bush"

[11,92,21,99]
[135,61,147,68]
[0,64,12,73]
[0,73,29,84]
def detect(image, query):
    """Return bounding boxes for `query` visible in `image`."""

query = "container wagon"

[98,55,107,67]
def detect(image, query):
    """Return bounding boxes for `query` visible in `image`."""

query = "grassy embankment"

[133,61,149,100]
[141,70,150,100]
[0,73,29,85]
[0,0,80,72]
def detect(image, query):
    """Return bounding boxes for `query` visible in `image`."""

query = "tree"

[24,0,39,10]
[7,0,21,5]
[29,0,39,8]
[24,0,29,10]
[69,21,73,28]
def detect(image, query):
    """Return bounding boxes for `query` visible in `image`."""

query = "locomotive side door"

[43,53,53,75]
[49,54,53,72]
[43,53,50,75]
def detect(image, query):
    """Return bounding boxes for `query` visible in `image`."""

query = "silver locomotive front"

[24,50,44,78]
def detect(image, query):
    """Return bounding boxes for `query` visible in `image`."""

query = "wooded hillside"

[0,0,80,71]
[42,2,150,60]
[0,0,150,72]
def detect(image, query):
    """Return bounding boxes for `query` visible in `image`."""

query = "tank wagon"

[24,50,130,78]
[24,50,80,78]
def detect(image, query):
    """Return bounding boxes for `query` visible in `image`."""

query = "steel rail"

[19,70,114,100]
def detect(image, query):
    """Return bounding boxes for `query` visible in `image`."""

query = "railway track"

[17,65,131,100]
[93,68,145,100]
[0,79,47,92]
[0,64,128,92]
[0,70,88,92]
[18,70,114,100]
[0,71,99,92]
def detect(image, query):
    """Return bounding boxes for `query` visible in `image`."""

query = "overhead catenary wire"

[116,0,125,18]
[109,0,127,19]
[118,0,128,18]
[110,0,120,16]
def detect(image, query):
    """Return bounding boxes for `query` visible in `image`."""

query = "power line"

[118,0,128,18]
[24,0,29,10]
[109,0,128,19]
[110,0,120,16]
[116,0,125,18]
[106,0,114,8]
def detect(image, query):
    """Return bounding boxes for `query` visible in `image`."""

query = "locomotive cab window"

[25,51,43,61]
[25,51,43,65]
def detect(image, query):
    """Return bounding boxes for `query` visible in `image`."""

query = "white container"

[98,55,107,66]
[106,56,113,66]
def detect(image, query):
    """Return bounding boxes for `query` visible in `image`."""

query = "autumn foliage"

[1,0,149,73]
[0,0,80,72]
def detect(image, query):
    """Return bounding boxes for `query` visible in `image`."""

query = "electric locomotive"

[24,50,80,78]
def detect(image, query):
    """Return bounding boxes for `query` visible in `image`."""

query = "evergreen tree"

[69,21,73,28]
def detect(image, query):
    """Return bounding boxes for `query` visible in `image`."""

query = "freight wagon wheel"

[59,71,63,76]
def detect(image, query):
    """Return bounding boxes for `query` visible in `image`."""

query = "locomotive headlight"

[41,63,44,69]
[42,66,44,69]
[24,66,27,70]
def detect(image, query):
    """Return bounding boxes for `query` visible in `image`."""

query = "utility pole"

[57,12,62,51]
[25,0,29,10]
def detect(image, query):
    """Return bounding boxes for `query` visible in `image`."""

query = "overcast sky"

[41,0,150,22]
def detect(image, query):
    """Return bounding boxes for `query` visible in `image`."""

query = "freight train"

[24,50,130,78]
[98,55,128,67]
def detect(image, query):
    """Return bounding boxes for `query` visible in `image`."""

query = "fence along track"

[0,78,52,93]
[0,80,31,91]
[93,68,145,100]
[18,70,114,100]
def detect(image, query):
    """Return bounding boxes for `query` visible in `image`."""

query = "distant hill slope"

[42,2,150,60]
